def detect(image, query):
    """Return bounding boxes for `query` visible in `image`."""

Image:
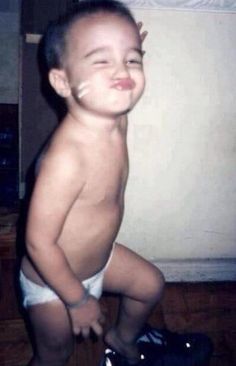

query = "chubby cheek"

[130,71,146,103]
[135,69,145,89]
[73,73,106,101]
[137,77,145,98]
[76,80,92,99]
[71,70,145,112]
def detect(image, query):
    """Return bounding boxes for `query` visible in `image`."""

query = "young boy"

[20,1,165,365]
[19,2,214,366]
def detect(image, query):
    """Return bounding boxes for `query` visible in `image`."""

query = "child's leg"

[103,243,165,363]
[27,300,74,366]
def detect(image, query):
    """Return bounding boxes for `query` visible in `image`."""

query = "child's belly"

[58,201,124,278]
[21,201,124,286]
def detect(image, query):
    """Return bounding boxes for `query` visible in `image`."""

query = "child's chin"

[113,100,137,114]
[110,105,132,117]
[97,100,136,117]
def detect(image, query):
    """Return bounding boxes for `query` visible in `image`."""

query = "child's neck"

[67,108,125,135]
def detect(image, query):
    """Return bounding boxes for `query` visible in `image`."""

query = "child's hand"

[68,295,105,338]
[137,21,148,43]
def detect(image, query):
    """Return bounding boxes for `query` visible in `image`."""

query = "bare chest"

[81,140,128,204]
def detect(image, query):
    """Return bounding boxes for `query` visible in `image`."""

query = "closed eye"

[93,60,109,64]
[127,59,142,65]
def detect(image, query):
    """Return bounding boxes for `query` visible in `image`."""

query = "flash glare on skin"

[78,80,90,90]
[78,88,90,99]
[77,80,91,99]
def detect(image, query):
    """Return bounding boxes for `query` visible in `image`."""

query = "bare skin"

[21,13,164,366]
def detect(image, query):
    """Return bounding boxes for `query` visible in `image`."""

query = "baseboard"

[152,258,236,282]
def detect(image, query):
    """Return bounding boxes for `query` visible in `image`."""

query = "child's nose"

[112,61,130,79]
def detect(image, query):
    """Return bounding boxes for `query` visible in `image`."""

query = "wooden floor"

[0,208,236,366]
[160,282,236,366]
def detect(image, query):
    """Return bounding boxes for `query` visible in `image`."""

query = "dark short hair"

[42,0,137,71]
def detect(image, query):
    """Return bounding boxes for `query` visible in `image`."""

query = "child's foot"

[104,327,142,364]
[100,348,148,366]
[99,325,213,366]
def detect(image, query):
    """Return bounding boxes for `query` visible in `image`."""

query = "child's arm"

[26,144,103,336]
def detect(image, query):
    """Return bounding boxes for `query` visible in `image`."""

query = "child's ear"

[48,69,71,98]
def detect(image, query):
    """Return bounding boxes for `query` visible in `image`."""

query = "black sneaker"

[99,347,153,366]
[99,326,213,366]
[137,325,213,366]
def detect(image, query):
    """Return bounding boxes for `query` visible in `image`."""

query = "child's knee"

[37,338,73,365]
[146,266,165,303]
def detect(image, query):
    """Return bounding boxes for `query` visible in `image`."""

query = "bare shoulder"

[34,120,87,201]
[26,121,87,241]
[45,119,85,169]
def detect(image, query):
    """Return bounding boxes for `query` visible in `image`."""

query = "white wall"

[117,8,236,280]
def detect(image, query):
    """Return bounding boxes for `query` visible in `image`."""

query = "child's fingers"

[140,30,148,43]
[72,325,81,336]
[92,321,103,336]
[136,21,148,43]
[137,21,143,31]
[81,326,90,338]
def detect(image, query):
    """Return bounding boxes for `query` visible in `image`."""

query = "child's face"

[61,12,145,117]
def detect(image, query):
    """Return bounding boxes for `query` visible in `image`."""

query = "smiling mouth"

[111,78,135,91]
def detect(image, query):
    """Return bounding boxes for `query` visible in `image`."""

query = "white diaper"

[20,247,114,308]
